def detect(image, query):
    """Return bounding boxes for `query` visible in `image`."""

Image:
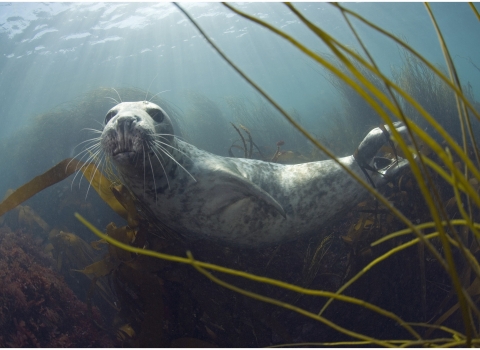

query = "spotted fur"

[100,101,409,246]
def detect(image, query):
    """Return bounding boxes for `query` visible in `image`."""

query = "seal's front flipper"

[205,170,286,218]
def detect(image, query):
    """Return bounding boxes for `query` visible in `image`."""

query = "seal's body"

[101,101,409,246]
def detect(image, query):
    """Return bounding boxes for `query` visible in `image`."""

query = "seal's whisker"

[70,169,85,190]
[152,132,189,143]
[154,133,187,142]
[81,143,102,156]
[153,134,191,147]
[103,157,110,187]
[105,96,119,105]
[151,139,194,164]
[94,119,106,128]
[78,149,102,179]
[148,89,170,103]
[101,155,116,186]
[132,147,140,167]
[96,154,106,193]
[85,154,103,200]
[146,152,158,205]
[72,149,101,190]
[145,73,160,102]
[151,138,187,155]
[70,143,102,166]
[77,147,102,172]
[153,133,177,141]
[148,142,171,189]
[150,148,170,189]
[66,142,101,174]
[93,153,106,197]
[72,137,102,151]
[80,128,103,134]
[151,142,196,182]
[142,144,147,197]
[152,135,175,145]
[111,88,122,103]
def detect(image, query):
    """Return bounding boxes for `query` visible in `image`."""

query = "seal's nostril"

[116,115,136,130]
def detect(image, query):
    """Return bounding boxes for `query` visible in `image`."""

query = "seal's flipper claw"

[378,158,410,181]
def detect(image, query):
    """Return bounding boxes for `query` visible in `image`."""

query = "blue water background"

[0,2,479,201]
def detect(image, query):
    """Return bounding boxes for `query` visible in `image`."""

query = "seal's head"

[101,101,174,169]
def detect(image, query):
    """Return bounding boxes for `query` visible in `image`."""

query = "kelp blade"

[79,161,128,219]
[0,158,78,217]
[0,158,127,220]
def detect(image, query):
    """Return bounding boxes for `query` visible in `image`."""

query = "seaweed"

[1,2,480,347]
[172,2,480,346]
[0,226,115,347]
[225,96,309,157]
[0,158,127,220]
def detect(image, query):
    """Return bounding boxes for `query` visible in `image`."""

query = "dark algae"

[0,227,115,347]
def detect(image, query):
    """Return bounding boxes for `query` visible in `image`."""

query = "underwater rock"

[0,226,115,347]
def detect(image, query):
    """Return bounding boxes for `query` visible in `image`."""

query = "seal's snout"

[115,114,139,132]
[101,101,175,168]
[101,111,150,162]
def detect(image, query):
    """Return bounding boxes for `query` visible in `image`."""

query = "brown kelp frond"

[230,122,248,158]
[217,3,445,259]
[219,6,473,332]
[3,3,477,346]
[425,4,480,186]
[0,158,127,220]
[225,96,308,156]
[286,2,480,198]
[270,140,284,162]
[330,3,480,124]
[470,3,480,21]
[174,6,430,274]
[75,212,422,344]
[228,123,262,159]
[0,159,80,218]
[239,124,253,158]
[301,233,334,289]
[185,250,398,348]
[285,1,478,219]
[173,2,480,344]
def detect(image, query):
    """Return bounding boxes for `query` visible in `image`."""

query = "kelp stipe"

[171,2,480,346]
[3,2,476,346]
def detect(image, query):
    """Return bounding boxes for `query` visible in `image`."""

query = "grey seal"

[99,101,409,246]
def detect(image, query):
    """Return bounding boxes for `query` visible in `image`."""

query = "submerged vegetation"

[1,2,480,347]
[174,2,480,346]
[0,227,114,347]
[225,96,309,158]
[392,49,480,143]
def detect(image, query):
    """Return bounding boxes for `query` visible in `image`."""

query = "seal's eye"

[105,110,116,124]
[146,107,165,123]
